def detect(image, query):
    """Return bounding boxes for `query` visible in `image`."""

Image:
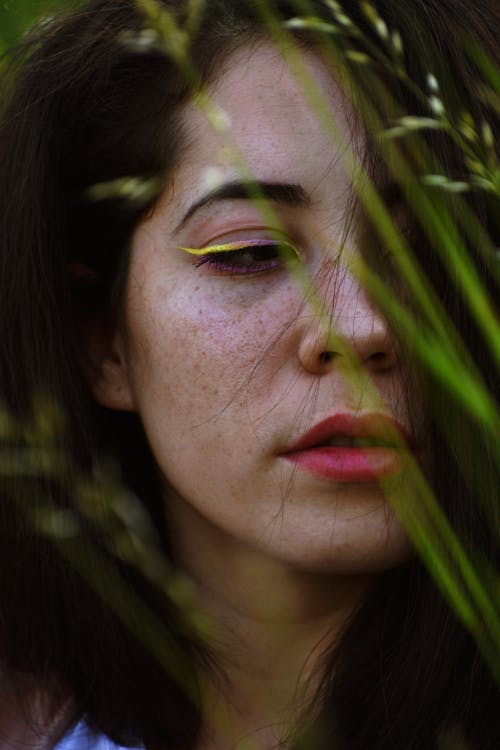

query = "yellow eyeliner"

[180,239,300,259]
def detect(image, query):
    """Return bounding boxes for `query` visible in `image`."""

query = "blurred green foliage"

[0,0,79,51]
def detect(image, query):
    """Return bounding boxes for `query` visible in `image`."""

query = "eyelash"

[182,240,301,276]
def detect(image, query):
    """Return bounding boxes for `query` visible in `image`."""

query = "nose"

[297,269,398,376]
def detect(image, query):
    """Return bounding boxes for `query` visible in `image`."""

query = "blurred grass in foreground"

[0,0,80,52]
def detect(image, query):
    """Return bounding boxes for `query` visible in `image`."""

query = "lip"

[281,413,415,483]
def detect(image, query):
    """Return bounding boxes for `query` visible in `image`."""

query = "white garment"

[54,721,143,750]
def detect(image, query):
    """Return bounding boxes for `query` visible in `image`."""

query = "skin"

[90,42,426,748]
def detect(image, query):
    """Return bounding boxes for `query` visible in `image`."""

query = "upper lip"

[282,412,415,453]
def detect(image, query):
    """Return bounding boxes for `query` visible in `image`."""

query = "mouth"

[281,412,415,483]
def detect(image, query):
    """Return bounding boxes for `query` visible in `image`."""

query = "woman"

[0,0,499,748]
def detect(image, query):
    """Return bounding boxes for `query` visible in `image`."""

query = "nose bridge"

[331,266,385,347]
[297,257,396,373]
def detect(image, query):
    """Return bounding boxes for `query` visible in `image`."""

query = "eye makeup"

[180,238,301,275]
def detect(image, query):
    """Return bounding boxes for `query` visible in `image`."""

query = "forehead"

[175,41,356,205]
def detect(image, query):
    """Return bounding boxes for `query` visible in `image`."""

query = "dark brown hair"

[0,1,499,748]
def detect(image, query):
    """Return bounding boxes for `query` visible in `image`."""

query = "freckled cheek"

[126,283,299,409]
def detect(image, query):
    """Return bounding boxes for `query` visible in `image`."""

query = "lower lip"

[283,446,406,482]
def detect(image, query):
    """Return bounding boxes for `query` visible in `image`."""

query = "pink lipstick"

[281,413,414,482]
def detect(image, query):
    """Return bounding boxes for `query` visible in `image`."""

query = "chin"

[257,528,414,576]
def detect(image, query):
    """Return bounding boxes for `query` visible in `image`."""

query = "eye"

[180,239,301,276]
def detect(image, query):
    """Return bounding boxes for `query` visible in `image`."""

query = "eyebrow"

[174,180,311,233]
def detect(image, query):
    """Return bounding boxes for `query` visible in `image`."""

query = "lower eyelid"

[195,254,283,274]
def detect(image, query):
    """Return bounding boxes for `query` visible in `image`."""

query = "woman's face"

[97,42,424,575]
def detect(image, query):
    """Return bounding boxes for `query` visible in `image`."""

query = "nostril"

[366,348,398,370]
[319,351,336,364]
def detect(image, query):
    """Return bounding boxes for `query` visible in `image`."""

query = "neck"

[167,498,374,750]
